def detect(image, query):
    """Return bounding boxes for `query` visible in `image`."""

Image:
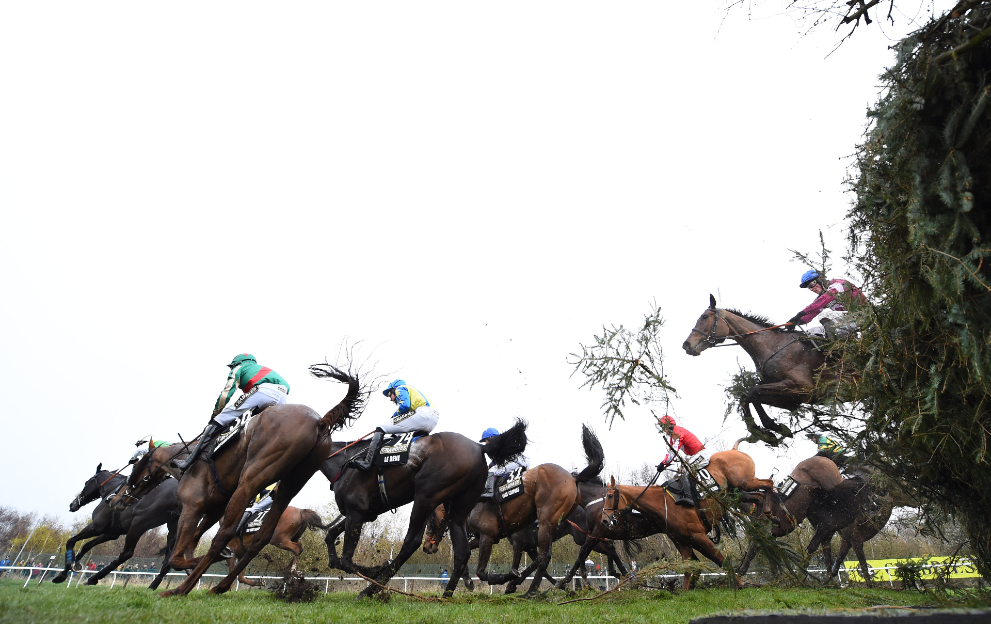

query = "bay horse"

[224,506,329,586]
[601,476,740,591]
[111,363,363,597]
[424,425,628,593]
[52,465,179,589]
[682,295,827,444]
[319,420,528,598]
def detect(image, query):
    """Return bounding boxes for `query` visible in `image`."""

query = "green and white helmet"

[228,353,257,368]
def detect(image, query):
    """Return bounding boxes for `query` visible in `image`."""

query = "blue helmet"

[382,379,407,397]
[480,428,500,441]
[800,270,820,288]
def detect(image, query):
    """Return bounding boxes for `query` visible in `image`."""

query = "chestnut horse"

[602,476,740,591]
[682,295,827,445]
[319,421,528,598]
[111,364,363,597]
[705,438,775,493]
[225,506,328,586]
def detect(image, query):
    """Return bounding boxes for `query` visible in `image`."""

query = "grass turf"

[1,578,988,623]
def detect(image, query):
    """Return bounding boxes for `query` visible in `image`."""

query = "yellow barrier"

[842,556,982,583]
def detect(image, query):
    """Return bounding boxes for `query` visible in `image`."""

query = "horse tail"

[732,438,747,451]
[309,363,368,433]
[300,509,329,531]
[622,538,644,558]
[480,419,528,465]
[574,424,605,483]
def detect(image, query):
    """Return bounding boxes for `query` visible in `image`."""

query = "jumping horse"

[683,295,828,444]
[112,364,363,597]
[52,464,179,589]
[601,476,741,591]
[319,419,528,598]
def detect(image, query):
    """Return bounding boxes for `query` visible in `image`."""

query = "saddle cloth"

[372,431,428,468]
[495,467,526,503]
[242,509,269,535]
[211,410,256,458]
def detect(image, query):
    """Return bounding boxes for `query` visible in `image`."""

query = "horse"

[601,476,740,591]
[705,438,775,493]
[52,464,179,589]
[223,506,329,586]
[682,295,828,444]
[111,363,363,597]
[319,420,528,598]
[424,425,628,594]
[738,456,876,582]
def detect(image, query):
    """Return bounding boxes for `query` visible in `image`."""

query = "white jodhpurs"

[247,495,274,515]
[378,405,440,434]
[215,384,289,427]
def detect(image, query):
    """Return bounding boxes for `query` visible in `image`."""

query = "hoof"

[159,589,180,598]
[86,578,100,586]
[51,574,67,584]
[505,583,518,594]
[442,590,454,599]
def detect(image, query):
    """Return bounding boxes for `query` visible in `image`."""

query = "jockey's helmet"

[800,270,820,288]
[659,415,676,427]
[480,428,500,442]
[382,379,406,396]
[229,353,256,368]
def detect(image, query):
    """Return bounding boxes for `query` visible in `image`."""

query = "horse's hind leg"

[829,536,853,580]
[442,507,473,597]
[556,537,598,590]
[148,521,177,590]
[87,529,142,586]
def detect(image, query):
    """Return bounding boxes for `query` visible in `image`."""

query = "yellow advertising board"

[842,556,982,583]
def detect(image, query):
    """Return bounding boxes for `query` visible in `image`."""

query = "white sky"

[1,2,942,523]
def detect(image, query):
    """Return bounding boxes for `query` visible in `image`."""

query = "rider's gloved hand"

[787,313,804,326]
[656,454,671,472]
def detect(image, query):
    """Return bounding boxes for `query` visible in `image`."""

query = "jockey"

[655,415,710,471]
[479,427,529,500]
[816,434,849,467]
[787,270,867,337]
[173,354,290,472]
[236,483,277,534]
[354,379,440,470]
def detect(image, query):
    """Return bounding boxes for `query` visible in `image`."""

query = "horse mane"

[723,308,786,331]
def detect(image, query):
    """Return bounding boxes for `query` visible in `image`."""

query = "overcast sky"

[1,2,943,524]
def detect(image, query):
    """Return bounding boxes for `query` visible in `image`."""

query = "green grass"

[1,578,988,623]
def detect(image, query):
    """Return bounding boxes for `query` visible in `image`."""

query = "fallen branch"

[353,570,443,603]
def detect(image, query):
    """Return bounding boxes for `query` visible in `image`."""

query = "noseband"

[689,309,726,348]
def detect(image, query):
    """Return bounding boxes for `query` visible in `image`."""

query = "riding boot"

[235,510,252,535]
[172,421,221,472]
[674,473,695,507]
[354,430,385,470]
[480,474,495,500]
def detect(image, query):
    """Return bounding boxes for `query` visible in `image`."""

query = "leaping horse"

[683,294,828,444]
[52,464,179,589]
[111,364,364,597]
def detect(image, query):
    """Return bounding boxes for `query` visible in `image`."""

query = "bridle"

[115,446,187,509]
[689,308,799,356]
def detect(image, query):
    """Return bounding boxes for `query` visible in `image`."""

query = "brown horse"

[319,421,527,598]
[682,295,827,444]
[602,476,739,591]
[705,438,775,493]
[225,506,328,586]
[425,463,580,597]
[111,364,363,597]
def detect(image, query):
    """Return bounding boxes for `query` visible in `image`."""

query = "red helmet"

[659,415,676,427]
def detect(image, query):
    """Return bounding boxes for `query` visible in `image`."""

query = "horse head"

[422,504,448,555]
[601,476,625,529]
[761,489,800,536]
[110,441,181,512]
[70,463,105,512]
[683,294,729,356]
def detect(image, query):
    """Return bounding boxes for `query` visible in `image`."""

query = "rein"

[566,519,610,542]
[326,431,375,461]
[99,466,129,488]
[690,309,796,348]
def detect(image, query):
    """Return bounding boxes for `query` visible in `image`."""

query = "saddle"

[662,474,700,508]
[240,509,269,535]
[210,410,257,458]
[494,467,526,503]
[369,431,428,468]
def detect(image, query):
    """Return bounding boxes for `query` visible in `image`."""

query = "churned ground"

[1,579,989,623]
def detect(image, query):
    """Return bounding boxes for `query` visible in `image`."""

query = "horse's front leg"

[52,524,104,583]
[556,537,598,590]
[522,524,555,597]
[359,499,436,599]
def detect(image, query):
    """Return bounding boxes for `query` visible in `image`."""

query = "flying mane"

[723,308,786,331]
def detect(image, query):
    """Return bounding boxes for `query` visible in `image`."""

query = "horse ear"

[96,463,102,473]
[610,475,616,487]
[709,294,717,309]
[148,439,155,450]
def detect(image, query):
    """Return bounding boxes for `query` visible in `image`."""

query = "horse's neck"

[98,474,125,499]
[577,481,605,503]
[321,442,358,478]
[720,311,789,367]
